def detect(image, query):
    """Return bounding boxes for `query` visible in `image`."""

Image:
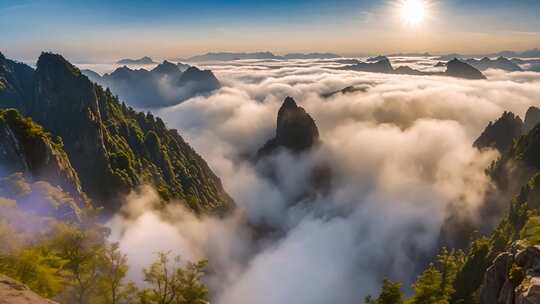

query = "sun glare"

[400,0,427,27]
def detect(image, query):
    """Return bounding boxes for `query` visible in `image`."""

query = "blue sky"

[1,0,539,62]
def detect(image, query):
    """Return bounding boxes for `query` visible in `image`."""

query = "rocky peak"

[524,106,540,133]
[276,96,319,152]
[446,58,487,79]
[371,58,394,73]
[33,52,113,205]
[109,65,133,77]
[474,111,524,153]
[151,60,180,75]
[258,97,319,156]
[178,66,221,91]
[367,55,388,62]
[33,52,103,140]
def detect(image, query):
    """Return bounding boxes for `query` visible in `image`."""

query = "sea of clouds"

[103,57,540,303]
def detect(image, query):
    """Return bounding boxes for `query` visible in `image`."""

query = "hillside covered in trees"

[0,52,234,214]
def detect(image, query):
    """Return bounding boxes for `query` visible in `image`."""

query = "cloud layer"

[107,57,540,303]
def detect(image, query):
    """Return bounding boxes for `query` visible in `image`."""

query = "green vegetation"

[365,279,404,304]
[373,117,540,304]
[139,252,208,304]
[0,109,85,203]
[0,175,209,304]
[96,90,234,213]
[365,249,465,304]
[0,52,234,214]
[519,210,540,245]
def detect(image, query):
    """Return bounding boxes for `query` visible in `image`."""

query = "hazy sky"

[1,0,540,62]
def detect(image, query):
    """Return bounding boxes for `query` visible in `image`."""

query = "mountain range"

[0,51,234,214]
[437,48,540,61]
[82,61,221,108]
[339,57,487,80]
[464,57,523,72]
[176,51,342,62]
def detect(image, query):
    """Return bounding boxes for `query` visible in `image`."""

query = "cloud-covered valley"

[105,57,540,304]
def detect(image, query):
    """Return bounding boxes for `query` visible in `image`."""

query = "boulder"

[0,275,58,304]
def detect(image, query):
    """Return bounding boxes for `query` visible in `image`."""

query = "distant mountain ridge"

[82,60,220,108]
[177,51,341,62]
[339,56,487,80]
[0,51,234,214]
[116,56,156,65]
[437,48,540,61]
[464,57,523,72]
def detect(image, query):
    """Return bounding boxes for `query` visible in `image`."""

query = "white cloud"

[109,58,540,303]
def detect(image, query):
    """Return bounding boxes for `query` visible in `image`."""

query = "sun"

[399,0,427,27]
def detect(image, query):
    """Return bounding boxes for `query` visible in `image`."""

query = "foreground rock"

[480,245,540,304]
[0,275,58,304]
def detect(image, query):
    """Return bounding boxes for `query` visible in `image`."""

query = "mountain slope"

[473,111,524,153]
[0,108,84,204]
[0,52,234,214]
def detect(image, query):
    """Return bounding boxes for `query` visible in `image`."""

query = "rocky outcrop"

[480,245,540,304]
[525,107,540,133]
[480,252,515,304]
[474,111,524,153]
[255,97,331,213]
[0,275,58,304]
[258,97,320,156]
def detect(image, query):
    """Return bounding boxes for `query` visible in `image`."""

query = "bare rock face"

[480,246,540,304]
[480,252,514,304]
[516,277,540,304]
[0,275,58,304]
